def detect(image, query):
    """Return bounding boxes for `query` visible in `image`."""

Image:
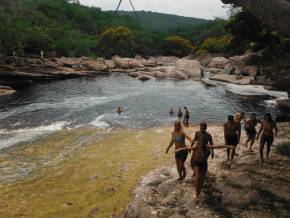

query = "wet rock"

[0,85,16,96]
[210,74,254,85]
[277,99,290,109]
[128,72,141,78]
[168,69,188,80]
[137,75,153,81]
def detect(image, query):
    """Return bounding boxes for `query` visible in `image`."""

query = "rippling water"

[0,74,286,150]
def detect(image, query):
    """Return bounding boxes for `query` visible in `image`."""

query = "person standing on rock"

[224,115,241,161]
[189,122,226,203]
[183,107,190,127]
[257,113,278,164]
[166,121,192,181]
[245,113,261,149]
[178,108,183,121]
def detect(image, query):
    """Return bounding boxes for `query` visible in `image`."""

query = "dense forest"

[0,0,289,61]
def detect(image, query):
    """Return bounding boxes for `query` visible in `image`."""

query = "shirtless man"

[245,113,261,149]
[177,108,183,121]
[189,122,226,203]
[224,115,241,161]
[116,106,123,115]
[235,111,246,124]
[169,108,175,116]
[257,113,278,164]
[183,107,190,127]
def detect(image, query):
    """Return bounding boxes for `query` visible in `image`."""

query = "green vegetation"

[0,0,225,58]
[165,35,194,57]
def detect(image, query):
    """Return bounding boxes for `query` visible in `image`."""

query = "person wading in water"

[189,122,226,203]
[166,121,192,180]
[245,113,261,150]
[177,108,183,121]
[224,115,241,161]
[183,107,190,127]
[257,113,278,164]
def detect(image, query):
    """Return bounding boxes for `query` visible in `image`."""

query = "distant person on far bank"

[245,113,261,150]
[169,108,175,116]
[178,108,183,121]
[257,113,278,165]
[224,115,241,161]
[183,107,190,127]
[116,106,123,115]
[166,121,192,181]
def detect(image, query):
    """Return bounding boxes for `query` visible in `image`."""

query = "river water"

[0,74,287,150]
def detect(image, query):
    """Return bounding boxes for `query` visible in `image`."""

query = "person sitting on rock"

[189,122,226,204]
[165,121,192,181]
[245,113,261,149]
[224,115,241,161]
[256,113,278,164]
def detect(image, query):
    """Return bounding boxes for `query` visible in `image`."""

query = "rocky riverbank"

[123,123,290,218]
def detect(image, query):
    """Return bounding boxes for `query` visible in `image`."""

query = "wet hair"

[174,121,182,132]
[228,115,234,121]
[251,113,257,118]
[264,113,273,121]
[184,107,187,110]
[200,122,207,130]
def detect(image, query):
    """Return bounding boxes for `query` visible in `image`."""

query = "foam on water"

[0,121,69,150]
[89,115,110,128]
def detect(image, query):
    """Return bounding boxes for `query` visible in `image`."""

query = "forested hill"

[118,11,208,32]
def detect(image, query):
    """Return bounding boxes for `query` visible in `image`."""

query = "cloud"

[78,0,227,19]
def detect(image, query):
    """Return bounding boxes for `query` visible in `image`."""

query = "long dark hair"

[264,113,273,122]
[174,121,182,132]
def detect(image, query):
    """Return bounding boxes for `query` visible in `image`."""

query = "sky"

[78,0,228,19]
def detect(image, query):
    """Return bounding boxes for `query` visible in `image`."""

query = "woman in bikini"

[166,121,192,180]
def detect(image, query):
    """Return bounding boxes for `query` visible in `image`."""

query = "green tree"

[165,35,193,57]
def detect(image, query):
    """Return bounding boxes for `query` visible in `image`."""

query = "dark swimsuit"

[260,134,274,146]
[174,134,188,162]
[245,120,258,140]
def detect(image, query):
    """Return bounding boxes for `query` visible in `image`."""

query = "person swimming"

[224,115,241,161]
[116,106,123,115]
[166,121,192,180]
[257,113,278,164]
[177,108,183,120]
[189,122,226,203]
[169,108,175,116]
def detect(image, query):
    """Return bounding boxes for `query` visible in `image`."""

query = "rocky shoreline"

[123,124,290,218]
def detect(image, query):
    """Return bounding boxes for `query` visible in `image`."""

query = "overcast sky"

[78,0,228,19]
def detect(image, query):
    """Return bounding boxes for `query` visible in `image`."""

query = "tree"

[221,0,290,37]
[165,35,194,57]
[99,26,136,57]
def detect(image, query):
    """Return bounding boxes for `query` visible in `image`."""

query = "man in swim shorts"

[245,113,261,149]
[224,115,241,161]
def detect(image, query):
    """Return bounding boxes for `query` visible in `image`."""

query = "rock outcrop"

[0,85,16,96]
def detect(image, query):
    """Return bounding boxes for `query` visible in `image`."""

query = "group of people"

[165,111,279,204]
[169,107,190,127]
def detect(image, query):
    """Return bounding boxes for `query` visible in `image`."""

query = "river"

[0,74,286,150]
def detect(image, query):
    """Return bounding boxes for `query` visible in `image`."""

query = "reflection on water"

[0,74,286,149]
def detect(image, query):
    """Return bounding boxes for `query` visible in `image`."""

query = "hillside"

[118,10,208,32]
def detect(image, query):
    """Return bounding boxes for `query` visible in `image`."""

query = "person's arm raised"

[165,133,175,154]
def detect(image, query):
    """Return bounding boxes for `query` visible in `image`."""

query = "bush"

[198,35,232,53]
[165,35,193,57]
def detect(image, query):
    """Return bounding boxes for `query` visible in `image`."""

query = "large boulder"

[113,56,144,69]
[156,56,178,66]
[56,57,80,67]
[175,59,201,79]
[168,69,188,80]
[277,99,290,109]
[241,66,258,77]
[104,60,116,69]
[195,53,212,66]
[208,57,230,68]
[82,60,108,71]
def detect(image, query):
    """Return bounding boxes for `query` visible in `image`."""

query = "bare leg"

[266,144,272,159]
[259,143,265,164]
[245,137,250,147]
[227,148,230,161]
[249,138,254,149]
[194,166,201,203]
[176,159,183,180]
[200,169,207,190]
[231,147,236,160]
[181,162,186,179]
